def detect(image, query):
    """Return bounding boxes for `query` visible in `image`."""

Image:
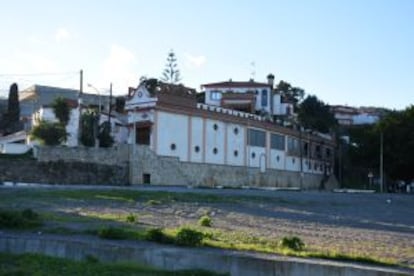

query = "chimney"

[128,87,136,97]
[267,73,275,88]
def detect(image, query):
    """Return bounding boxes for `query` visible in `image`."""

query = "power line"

[0,71,78,77]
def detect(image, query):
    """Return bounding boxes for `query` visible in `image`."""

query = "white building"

[330,105,380,126]
[125,80,335,183]
[30,99,128,146]
[201,75,294,117]
[31,99,80,147]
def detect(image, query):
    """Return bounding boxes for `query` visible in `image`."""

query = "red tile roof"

[202,81,270,89]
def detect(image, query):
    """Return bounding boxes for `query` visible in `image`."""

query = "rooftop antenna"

[250,61,256,81]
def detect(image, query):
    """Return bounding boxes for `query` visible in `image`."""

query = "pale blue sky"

[0,0,413,109]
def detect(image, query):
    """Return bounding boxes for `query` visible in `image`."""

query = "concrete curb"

[0,232,411,276]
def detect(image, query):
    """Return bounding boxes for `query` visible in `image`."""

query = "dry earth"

[1,185,413,267]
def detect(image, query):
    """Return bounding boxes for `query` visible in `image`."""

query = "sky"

[0,0,413,109]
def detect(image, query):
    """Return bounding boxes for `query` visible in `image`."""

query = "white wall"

[32,107,79,147]
[205,119,225,164]
[190,116,203,163]
[285,155,301,172]
[156,111,189,161]
[0,143,31,154]
[269,149,285,170]
[247,146,266,168]
[204,87,271,113]
[226,123,245,166]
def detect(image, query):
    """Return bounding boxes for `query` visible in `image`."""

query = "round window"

[213,148,218,154]
[170,143,176,150]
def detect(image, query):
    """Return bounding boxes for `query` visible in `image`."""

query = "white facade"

[32,106,80,147]
[125,82,333,177]
[203,84,272,114]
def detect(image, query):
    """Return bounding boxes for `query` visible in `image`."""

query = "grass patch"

[0,208,42,229]
[198,215,212,227]
[0,252,227,275]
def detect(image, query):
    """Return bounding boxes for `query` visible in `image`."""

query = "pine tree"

[161,50,181,84]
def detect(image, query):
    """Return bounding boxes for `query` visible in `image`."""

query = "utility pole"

[108,82,112,127]
[380,131,384,193]
[78,69,83,146]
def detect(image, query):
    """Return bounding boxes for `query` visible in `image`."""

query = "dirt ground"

[1,185,413,267]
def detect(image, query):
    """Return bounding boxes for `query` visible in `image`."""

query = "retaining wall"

[0,233,408,276]
[0,159,128,185]
[129,145,338,190]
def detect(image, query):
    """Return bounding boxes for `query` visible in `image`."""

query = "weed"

[145,199,162,206]
[97,227,129,240]
[0,208,41,229]
[145,228,172,243]
[126,213,137,223]
[85,254,99,264]
[198,215,212,227]
[279,236,305,251]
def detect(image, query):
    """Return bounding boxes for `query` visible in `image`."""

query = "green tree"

[98,121,114,148]
[377,107,414,182]
[275,80,304,107]
[80,110,98,147]
[52,97,70,125]
[161,50,181,84]
[297,95,337,133]
[30,120,67,146]
[7,83,20,123]
[343,106,414,188]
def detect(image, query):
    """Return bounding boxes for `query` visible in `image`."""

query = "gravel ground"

[1,184,413,267]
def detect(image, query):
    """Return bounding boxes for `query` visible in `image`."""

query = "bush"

[145,199,162,206]
[97,227,129,240]
[175,228,204,247]
[279,236,305,251]
[126,213,137,223]
[145,228,168,243]
[0,208,41,229]
[198,215,212,227]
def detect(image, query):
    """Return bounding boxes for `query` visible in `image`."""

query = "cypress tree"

[7,83,20,123]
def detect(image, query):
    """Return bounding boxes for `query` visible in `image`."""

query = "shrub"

[175,228,204,247]
[126,213,137,223]
[198,215,212,227]
[145,228,168,243]
[145,199,162,206]
[98,227,129,240]
[21,208,38,220]
[0,208,41,229]
[279,236,305,251]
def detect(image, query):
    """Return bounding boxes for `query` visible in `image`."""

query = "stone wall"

[35,145,129,166]
[2,145,337,189]
[130,145,338,190]
[0,159,128,185]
